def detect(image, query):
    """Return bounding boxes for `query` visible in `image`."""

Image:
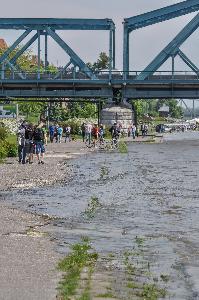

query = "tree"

[156,99,183,118]
[67,102,97,119]
[18,101,46,119]
[87,52,109,71]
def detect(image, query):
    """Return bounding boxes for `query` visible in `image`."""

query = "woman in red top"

[92,124,99,147]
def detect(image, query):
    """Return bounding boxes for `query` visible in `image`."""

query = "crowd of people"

[17,120,150,165]
[127,123,149,138]
[17,121,47,165]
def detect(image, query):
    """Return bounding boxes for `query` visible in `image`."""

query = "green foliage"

[67,102,97,119]
[57,238,98,300]
[84,196,103,219]
[121,238,167,300]
[18,101,46,119]
[96,292,115,298]
[156,99,183,118]
[140,283,167,299]
[0,130,17,160]
[0,142,7,160]
[87,52,109,71]
[5,142,17,157]
[135,236,145,247]
[118,141,128,154]
[0,140,17,160]
[100,166,109,179]
[131,98,183,122]
[93,52,109,70]
[0,127,8,141]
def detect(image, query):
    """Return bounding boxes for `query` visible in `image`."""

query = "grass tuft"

[57,238,98,300]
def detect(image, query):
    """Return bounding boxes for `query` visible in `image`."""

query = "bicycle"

[111,135,119,149]
[85,135,107,150]
[85,137,95,148]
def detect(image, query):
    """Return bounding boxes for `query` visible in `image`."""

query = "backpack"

[34,128,44,141]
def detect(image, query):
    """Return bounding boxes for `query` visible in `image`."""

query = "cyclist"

[98,124,105,144]
[109,123,120,147]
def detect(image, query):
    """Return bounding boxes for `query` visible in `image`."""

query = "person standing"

[141,123,145,137]
[65,125,71,142]
[81,123,86,142]
[54,124,59,143]
[132,124,136,139]
[33,124,45,164]
[128,125,132,137]
[144,124,149,136]
[57,125,63,143]
[25,123,34,164]
[17,125,26,164]
[49,124,55,143]
[92,124,99,148]
[99,124,105,143]
[85,122,92,145]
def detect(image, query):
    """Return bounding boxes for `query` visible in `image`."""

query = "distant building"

[158,105,170,117]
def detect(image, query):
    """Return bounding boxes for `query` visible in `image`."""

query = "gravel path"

[0,141,88,191]
[0,141,87,300]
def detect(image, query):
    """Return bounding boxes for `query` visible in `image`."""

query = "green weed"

[84,196,103,218]
[118,141,128,153]
[96,292,115,298]
[100,166,109,179]
[57,238,98,300]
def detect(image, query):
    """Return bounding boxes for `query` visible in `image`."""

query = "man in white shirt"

[85,122,92,145]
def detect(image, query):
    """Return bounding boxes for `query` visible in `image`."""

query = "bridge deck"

[1,73,199,99]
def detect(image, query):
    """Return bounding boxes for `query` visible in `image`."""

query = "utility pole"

[192,100,195,118]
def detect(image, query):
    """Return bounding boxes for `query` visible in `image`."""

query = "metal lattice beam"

[0,29,31,65]
[125,0,199,32]
[0,18,115,30]
[46,27,96,79]
[136,12,199,80]
[9,33,38,65]
[123,0,199,78]
[0,18,115,80]
[53,60,72,79]
[5,60,25,79]
[177,49,199,74]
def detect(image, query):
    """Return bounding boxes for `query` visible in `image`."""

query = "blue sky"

[0,0,198,71]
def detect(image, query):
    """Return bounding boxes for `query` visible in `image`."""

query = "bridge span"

[1,0,199,100]
[1,72,199,99]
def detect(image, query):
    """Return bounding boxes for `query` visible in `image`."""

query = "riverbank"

[0,141,89,300]
[0,136,161,300]
[0,141,88,191]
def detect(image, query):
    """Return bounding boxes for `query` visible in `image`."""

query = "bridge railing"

[126,71,199,81]
[0,70,199,81]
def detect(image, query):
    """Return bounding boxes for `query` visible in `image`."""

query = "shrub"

[0,143,7,159]
[0,140,17,159]
[6,142,17,157]
[0,127,8,141]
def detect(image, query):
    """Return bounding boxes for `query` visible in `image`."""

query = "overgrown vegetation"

[118,141,128,153]
[122,237,168,300]
[0,126,17,160]
[84,196,103,219]
[57,237,98,300]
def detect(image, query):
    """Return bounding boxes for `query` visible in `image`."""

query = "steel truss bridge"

[1,0,199,101]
